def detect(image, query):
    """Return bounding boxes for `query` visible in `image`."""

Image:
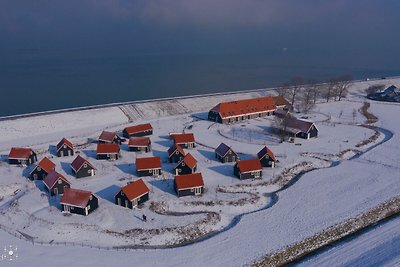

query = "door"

[33,174,38,180]
[117,198,121,206]
[125,200,129,208]
[132,199,138,207]
[68,150,72,156]
[194,187,202,195]
[153,169,159,176]
[42,173,46,179]
[90,169,95,176]
[110,154,115,160]
[60,151,64,157]
[54,188,58,195]
[64,205,70,213]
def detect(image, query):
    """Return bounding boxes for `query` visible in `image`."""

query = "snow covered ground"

[0,78,399,266]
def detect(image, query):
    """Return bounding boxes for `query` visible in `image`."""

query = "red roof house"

[96,143,121,160]
[123,123,153,138]
[257,146,276,168]
[8,147,37,166]
[174,173,204,197]
[115,179,150,209]
[174,153,197,175]
[136,156,162,177]
[128,137,151,153]
[234,158,263,179]
[71,155,96,178]
[60,188,98,216]
[43,171,71,195]
[170,133,195,149]
[29,157,56,180]
[98,131,122,144]
[56,138,74,157]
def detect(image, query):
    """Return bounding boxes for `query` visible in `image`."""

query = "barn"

[285,117,319,139]
[60,188,98,216]
[170,133,196,149]
[115,179,150,209]
[168,144,185,163]
[208,96,277,124]
[56,138,74,157]
[136,156,162,177]
[257,146,276,168]
[128,137,151,153]
[29,157,56,180]
[215,143,238,163]
[43,171,71,195]
[8,147,37,166]
[71,155,96,178]
[234,158,263,179]
[174,153,197,175]
[98,131,123,144]
[123,123,153,138]
[96,143,121,160]
[174,173,204,197]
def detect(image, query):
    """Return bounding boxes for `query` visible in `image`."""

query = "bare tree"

[288,76,304,110]
[365,84,385,95]
[272,113,294,142]
[275,83,291,99]
[335,75,352,101]
[299,84,315,113]
[308,78,320,104]
[322,79,337,103]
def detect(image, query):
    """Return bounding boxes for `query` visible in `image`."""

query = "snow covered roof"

[176,153,197,169]
[8,147,35,160]
[257,146,276,162]
[31,157,55,174]
[168,144,185,157]
[174,173,204,190]
[124,123,153,135]
[98,131,118,143]
[56,138,73,152]
[171,133,195,144]
[120,179,149,201]
[43,171,70,189]
[215,143,233,157]
[210,96,276,119]
[71,155,95,173]
[96,143,120,154]
[236,158,263,173]
[60,188,93,208]
[128,137,151,147]
[136,156,161,171]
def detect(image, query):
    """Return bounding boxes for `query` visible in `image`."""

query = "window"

[190,188,194,192]
[83,163,87,168]
[182,162,185,167]
[88,169,92,174]
[89,195,93,201]
[175,151,179,154]
[64,144,67,149]
[58,179,62,184]
[37,167,41,171]
[87,205,90,210]
[71,206,74,210]
[121,191,124,196]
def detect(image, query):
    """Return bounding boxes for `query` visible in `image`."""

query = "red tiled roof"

[236,158,263,173]
[56,138,73,151]
[136,156,161,171]
[124,123,153,135]
[210,96,276,119]
[60,188,93,208]
[257,146,276,162]
[174,173,204,190]
[272,96,290,107]
[96,143,120,154]
[168,144,185,157]
[171,133,195,144]
[43,171,70,189]
[8,147,34,160]
[177,153,197,169]
[98,131,117,143]
[128,137,151,147]
[34,157,56,174]
[121,179,149,201]
[71,155,95,173]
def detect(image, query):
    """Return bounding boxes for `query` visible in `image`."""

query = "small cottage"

[285,117,319,139]
[60,188,98,216]
[170,133,196,149]
[174,153,197,175]
[257,146,276,168]
[174,173,204,197]
[136,156,162,177]
[98,131,123,144]
[71,155,96,178]
[234,159,263,180]
[8,147,37,166]
[96,143,121,160]
[29,157,56,180]
[56,138,74,157]
[115,179,150,209]
[215,143,238,163]
[128,137,151,153]
[43,171,71,195]
[123,123,153,138]
[168,144,185,163]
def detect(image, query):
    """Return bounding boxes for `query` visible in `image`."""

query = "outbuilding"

[98,131,123,144]
[285,117,319,139]
[174,173,204,197]
[168,144,185,163]
[128,137,151,153]
[8,147,37,166]
[257,146,276,168]
[115,179,150,209]
[170,133,196,149]
[43,171,71,195]
[174,153,197,175]
[71,155,96,178]
[136,156,162,177]
[123,123,153,138]
[56,138,74,157]
[234,158,263,180]
[60,188,98,216]
[215,143,238,163]
[96,143,121,160]
[29,157,56,180]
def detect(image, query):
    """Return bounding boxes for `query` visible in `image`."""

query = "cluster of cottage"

[7,95,318,216]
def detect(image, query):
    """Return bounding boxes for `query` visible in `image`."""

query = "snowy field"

[0,78,399,266]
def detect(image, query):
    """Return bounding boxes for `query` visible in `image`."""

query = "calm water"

[1,1,400,116]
